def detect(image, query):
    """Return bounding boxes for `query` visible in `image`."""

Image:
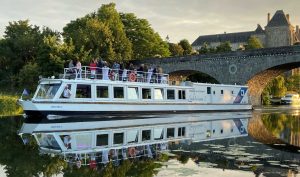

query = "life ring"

[128,147,136,157]
[129,72,136,82]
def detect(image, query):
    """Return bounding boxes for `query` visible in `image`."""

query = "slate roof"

[266,10,291,27]
[192,25,265,46]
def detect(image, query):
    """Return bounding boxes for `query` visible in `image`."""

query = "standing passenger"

[90,59,97,79]
[76,59,82,79]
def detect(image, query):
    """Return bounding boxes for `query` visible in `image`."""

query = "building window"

[113,87,124,99]
[154,88,164,100]
[113,132,124,145]
[96,86,109,98]
[167,89,175,99]
[142,88,152,99]
[178,127,186,137]
[127,87,139,100]
[178,90,186,99]
[76,84,91,98]
[142,130,151,141]
[167,128,175,138]
[207,87,211,94]
[96,134,109,146]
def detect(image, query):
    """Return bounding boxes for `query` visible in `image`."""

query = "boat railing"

[62,66,169,84]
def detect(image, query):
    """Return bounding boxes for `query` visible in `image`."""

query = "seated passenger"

[63,85,71,98]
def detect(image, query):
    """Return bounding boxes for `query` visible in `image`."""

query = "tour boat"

[19,113,249,166]
[18,66,252,119]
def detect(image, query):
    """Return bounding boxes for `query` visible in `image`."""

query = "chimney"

[267,13,270,23]
[286,14,290,21]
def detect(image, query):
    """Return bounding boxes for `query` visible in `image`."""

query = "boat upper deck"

[61,66,170,85]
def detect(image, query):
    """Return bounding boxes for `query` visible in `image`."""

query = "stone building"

[192,10,300,51]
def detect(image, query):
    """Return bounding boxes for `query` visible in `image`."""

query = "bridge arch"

[168,70,220,84]
[247,62,300,106]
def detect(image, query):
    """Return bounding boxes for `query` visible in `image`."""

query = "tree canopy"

[245,36,263,50]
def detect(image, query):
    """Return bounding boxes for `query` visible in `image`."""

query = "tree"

[264,75,287,97]
[168,43,184,56]
[216,41,232,53]
[245,36,263,50]
[120,13,170,59]
[97,3,132,62]
[178,39,192,55]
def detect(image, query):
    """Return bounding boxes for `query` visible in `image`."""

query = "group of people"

[66,57,164,82]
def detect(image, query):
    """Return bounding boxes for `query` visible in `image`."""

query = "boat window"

[213,91,215,94]
[206,130,211,138]
[127,87,139,100]
[167,89,175,99]
[207,87,211,94]
[60,135,71,149]
[36,83,61,99]
[221,90,224,94]
[127,130,139,143]
[113,87,124,99]
[60,84,72,99]
[154,128,164,140]
[76,84,91,98]
[96,134,109,146]
[142,88,152,99]
[113,132,124,144]
[154,88,164,100]
[178,90,186,99]
[75,133,92,150]
[167,128,175,138]
[220,129,223,134]
[178,127,186,137]
[142,130,151,141]
[96,86,109,98]
[36,134,60,150]
[231,91,234,94]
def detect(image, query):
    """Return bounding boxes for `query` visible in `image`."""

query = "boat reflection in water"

[18,112,250,168]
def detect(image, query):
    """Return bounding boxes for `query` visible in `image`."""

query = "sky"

[1,0,300,43]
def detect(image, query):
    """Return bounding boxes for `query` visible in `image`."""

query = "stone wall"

[265,26,294,47]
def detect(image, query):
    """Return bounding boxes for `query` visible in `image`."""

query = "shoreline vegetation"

[0,94,23,116]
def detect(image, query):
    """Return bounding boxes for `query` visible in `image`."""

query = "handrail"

[62,66,169,84]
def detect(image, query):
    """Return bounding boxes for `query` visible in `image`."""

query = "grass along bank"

[0,94,23,116]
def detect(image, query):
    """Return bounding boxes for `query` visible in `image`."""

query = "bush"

[0,94,23,116]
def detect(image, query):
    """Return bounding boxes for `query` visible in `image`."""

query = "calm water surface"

[0,106,299,177]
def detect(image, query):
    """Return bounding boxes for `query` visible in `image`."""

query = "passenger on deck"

[90,59,97,79]
[68,59,75,73]
[63,85,72,98]
[76,59,82,79]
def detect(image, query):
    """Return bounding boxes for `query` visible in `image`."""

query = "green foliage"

[245,36,263,50]
[0,94,23,116]
[17,62,40,91]
[178,39,192,55]
[216,41,232,53]
[285,74,300,93]
[168,43,184,56]
[261,89,271,105]
[266,75,287,97]
[120,13,170,59]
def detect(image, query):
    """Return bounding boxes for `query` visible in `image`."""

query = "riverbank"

[0,94,23,116]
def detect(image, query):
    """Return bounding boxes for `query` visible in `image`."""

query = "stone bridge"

[136,46,300,106]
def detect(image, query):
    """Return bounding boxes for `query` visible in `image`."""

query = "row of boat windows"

[75,85,186,100]
[36,83,186,100]
[36,127,186,150]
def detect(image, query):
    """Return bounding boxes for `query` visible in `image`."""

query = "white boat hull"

[19,100,252,119]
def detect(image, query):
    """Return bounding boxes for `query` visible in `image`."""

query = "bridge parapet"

[137,45,300,64]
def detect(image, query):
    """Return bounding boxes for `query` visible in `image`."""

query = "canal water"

[0,107,299,177]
